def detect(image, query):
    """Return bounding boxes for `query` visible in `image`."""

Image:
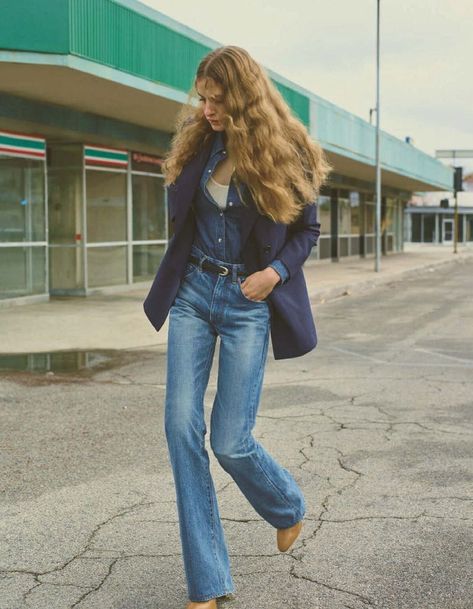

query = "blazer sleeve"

[275,201,321,281]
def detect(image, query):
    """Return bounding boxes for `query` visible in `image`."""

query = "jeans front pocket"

[182,261,198,279]
[237,277,267,304]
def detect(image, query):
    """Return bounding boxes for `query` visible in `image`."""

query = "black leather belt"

[189,255,247,277]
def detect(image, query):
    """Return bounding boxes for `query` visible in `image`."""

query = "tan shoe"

[277,519,303,552]
[186,598,217,609]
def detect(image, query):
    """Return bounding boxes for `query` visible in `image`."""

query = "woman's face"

[196,78,226,131]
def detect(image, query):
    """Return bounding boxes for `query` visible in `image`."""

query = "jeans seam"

[246,324,300,517]
[201,341,226,595]
[247,321,269,438]
[204,467,226,594]
[253,451,301,516]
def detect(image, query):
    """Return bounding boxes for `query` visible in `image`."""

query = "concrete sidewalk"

[0,243,472,354]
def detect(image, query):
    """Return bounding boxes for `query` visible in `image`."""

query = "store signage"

[84,145,128,168]
[132,151,163,166]
[0,130,46,160]
[349,191,360,206]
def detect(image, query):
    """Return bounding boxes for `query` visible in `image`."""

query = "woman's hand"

[240,267,281,301]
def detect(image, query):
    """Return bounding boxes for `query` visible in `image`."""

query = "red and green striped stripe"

[84,145,128,168]
[0,131,46,160]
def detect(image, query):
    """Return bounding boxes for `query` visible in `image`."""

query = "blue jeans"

[165,244,306,602]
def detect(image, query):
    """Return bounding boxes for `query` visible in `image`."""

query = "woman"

[143,46,332,608]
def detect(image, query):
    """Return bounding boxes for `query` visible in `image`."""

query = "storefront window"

[0,157,45,243]
[86,170,127,242]
[317,195,331,234]
[0,151,47,299]
[423,214,435,242]
[411,214,421,241]
[384,198,395,233]
[350,191,360,235]
[0,246,46,298]
[466,217,473,242]
[338,197,350,234]
[365,201,375,233]
[87,246,127,287]
[133,244,166,281]
[132,175,166,241]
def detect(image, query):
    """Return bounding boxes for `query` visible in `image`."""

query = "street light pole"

[375,0,381,272]
[453,151,458,254]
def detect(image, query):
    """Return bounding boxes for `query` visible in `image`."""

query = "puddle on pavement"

[0,349,138,383]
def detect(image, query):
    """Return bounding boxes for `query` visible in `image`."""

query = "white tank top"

[207,174,229,210]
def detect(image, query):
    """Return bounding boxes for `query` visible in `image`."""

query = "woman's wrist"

[263,266,282,287]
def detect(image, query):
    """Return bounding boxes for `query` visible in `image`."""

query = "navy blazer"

[143,132,321,359]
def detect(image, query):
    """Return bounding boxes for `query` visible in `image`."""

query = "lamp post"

[374,0,381,272]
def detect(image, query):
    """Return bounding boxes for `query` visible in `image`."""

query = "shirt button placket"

[218,203,224,256]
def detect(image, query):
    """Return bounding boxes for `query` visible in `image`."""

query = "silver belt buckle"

[218,265,230,276]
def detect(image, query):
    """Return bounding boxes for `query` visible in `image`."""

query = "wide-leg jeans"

[165,245,306,602]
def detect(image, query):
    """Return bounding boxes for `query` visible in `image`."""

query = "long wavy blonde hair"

[162,45,333,224]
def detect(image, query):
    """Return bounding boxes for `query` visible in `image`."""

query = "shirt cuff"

[267,259,290,285]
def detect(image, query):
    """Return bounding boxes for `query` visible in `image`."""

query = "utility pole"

[374,0,381,272]
[453,165,463,254]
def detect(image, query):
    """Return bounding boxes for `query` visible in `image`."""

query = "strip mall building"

[0,0,453,304]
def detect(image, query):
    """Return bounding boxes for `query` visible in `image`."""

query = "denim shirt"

[191,130,289,283]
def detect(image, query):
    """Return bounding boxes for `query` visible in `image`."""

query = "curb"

[308,251,473,305]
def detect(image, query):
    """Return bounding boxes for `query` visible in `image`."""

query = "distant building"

[463,171,473,193]
[405,172,473,245]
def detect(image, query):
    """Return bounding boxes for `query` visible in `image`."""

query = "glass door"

[0,156,47,299]
[442,219,454,243]
[132,173,167,281]
[86,168,128,287]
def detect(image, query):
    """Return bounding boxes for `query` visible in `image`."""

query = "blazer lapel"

[168,135,214,234]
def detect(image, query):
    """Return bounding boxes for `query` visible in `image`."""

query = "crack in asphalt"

[320,512,427,523]
[70,557,120,608]
[289,567,375,607]
[9,498,156,606]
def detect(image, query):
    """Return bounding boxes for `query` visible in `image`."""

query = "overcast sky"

[140,0,473,174]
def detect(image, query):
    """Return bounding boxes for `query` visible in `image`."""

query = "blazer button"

[263,244,271,253]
